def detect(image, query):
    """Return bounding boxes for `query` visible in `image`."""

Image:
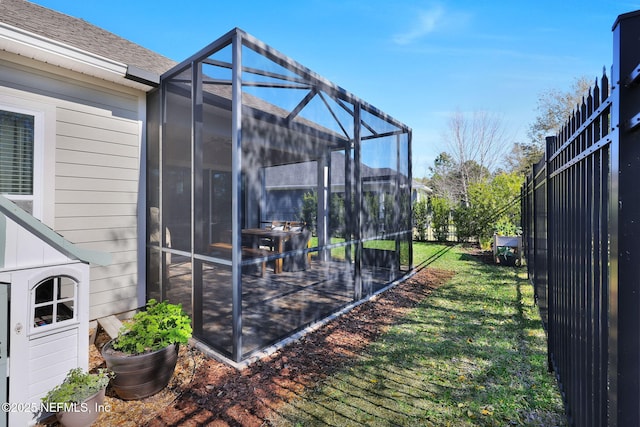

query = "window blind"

[0,110,34,195]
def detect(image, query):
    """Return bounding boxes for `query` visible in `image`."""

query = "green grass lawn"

[269,242,566,426]
[310,236,412,265]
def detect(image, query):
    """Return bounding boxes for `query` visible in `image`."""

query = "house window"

[32,276,77,329]
[0,108,40,216]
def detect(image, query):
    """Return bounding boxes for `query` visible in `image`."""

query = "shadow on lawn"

[414,244,454,271]
[268,246,566,426]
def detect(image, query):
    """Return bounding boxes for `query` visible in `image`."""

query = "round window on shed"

[32,276,77,328]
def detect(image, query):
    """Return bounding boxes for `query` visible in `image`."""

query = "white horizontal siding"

[57,108,140,136]
[90,259,137,281]
[55,215,136,231]
[59,236,137,254]
[50,79,143,320]
[58,227,136,244]
[2,54,146,320]
[55,203,137,218]
[90,286,139,319]
[58,134,139,158]
[90,273,137,295]
[55,106,141,319]
[56,176,138,193]
[56,161,140,181]
[57,120,139,148]
[55,190,138,205]
[90,285,138,304]
[57,148,139,170]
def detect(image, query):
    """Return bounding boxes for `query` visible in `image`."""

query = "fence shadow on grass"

[267,245,566,426]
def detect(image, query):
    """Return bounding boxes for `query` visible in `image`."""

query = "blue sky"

[31,0,640,177]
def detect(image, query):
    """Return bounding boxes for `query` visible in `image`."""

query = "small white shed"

[0,196,110,426]
[492,234,523,266]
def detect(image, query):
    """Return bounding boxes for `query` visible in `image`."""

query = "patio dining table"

[241,228,299,274]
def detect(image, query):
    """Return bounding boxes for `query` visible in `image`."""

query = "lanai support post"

[231,31,244,363]
[317,150,331,262]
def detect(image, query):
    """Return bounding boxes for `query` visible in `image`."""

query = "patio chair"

[283,228,312,272]
[259,221,286,250]
[288,221,305,232]
[270,221,287,231]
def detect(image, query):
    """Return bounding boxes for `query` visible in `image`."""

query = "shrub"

[413,199,429,241]
[111,299,192,355]
[430,197,451,242]
[300,191,317,234]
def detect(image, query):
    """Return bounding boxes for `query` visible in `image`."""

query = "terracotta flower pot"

[55,388,105,427]
[101,340,178,400]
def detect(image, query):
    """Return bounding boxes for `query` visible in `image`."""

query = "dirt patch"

[38,336,205,427]
[461,245,494,263]
[43,267,453,426]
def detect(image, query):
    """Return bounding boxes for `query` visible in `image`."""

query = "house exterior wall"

[0,51,146,319]
[1,213,71,269]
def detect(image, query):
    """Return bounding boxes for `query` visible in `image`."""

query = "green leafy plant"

[450,172,523,245]
[430,196,451,242]
[413,199,429,241]
[111,299,192,355]
[496,245,515,258]
[496,245,520,266]
[330,194,346,237]
[300,191,317,235]
[494,217,522,236]
[42,368,112,405]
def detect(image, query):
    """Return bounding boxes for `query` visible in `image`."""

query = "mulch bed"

[150,267,453,426]
[53,266,454,426]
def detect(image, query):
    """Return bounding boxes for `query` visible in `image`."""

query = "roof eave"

[0,22,157,91]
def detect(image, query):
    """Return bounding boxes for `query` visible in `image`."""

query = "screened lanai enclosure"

[146,28,412,363]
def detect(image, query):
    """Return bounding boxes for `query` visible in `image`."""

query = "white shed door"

[7,263,88,426]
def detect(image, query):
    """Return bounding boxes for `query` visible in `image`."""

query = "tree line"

[414,76,593,247]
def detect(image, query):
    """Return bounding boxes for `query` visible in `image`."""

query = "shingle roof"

[264,152,399,188]
[0,0,176,76]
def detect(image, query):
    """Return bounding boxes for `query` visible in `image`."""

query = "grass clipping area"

[269,244,566,427]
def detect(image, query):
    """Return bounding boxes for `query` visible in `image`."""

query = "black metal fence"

[522,10,640,427]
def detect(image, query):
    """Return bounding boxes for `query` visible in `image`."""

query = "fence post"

[609,11,640,426]
[545,136,554,375]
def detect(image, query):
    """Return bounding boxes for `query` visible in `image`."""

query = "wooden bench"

[209,243,271,277]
